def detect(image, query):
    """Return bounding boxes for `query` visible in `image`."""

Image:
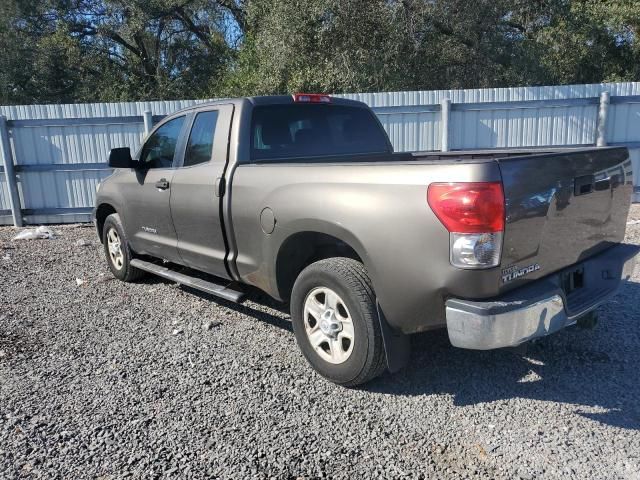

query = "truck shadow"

[367,280,640,431]
[180,285,294,333]
[161,276,640,431]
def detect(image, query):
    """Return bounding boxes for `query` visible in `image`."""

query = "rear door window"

[184,111,219,167]
[251,105,390,161]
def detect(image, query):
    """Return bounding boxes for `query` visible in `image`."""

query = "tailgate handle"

[574,175,594,196]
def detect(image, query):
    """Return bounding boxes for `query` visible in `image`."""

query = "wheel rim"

[303,287,355,364]
[106,227,124,271]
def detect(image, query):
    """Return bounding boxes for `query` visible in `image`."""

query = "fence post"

[143,110,153,135]
[596,91,610,147]
[0,116,23,227]
[441,98,451,152]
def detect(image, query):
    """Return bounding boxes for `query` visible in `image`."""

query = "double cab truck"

[95,94,638,386]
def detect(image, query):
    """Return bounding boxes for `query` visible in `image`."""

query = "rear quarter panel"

[231,160,503,333]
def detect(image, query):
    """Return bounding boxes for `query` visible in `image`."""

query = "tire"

[290,257,386,386]
[102,213,146,282]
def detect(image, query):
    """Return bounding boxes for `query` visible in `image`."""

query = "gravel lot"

[1,207,640,479]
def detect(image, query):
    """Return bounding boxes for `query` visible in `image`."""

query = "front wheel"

[290,258,386,386]
[102,213,145,282]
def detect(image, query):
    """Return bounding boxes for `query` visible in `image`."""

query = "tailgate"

[498,147,633,290]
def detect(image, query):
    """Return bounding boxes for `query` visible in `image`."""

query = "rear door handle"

[215,177,225,197]
[155,178,170,190]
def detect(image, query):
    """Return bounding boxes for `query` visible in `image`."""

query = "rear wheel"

[102,213,145,282]
[290,257,386,386]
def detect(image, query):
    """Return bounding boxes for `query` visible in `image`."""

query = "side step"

[130,259,245,303]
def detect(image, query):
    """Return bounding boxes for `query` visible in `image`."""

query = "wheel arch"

[274,230,368,302]
[95,203,118,243]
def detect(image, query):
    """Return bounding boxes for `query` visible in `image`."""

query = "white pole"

[0,116,23,227]
[143,110,153,135]
[441,99,451,152]
[596,92,610,147]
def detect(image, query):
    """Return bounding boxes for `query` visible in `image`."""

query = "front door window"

[139,116,186,169]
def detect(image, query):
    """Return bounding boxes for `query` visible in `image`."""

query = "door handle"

[215,177,225,197]
[155,178,170,190]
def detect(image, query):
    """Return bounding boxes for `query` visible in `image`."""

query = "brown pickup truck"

[94,94,638,386]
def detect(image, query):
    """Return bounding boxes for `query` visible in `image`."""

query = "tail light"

[293,93,332,103]
[427,182,505,269]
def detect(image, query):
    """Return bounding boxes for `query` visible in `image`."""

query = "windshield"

[250,104,390,161]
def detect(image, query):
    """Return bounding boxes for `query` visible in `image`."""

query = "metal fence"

[1,82,639,226]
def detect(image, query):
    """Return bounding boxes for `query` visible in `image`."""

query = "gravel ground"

[1,207,640,479]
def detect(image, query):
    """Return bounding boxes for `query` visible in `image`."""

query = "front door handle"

[155,178,170,190]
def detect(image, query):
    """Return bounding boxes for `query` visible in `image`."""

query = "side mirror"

[108,147,134,168]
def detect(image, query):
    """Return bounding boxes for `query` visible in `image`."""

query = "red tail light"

[293,93,332,103]
[427,182,505,233]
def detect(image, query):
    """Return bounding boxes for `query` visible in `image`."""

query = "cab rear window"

[250,104,390,161]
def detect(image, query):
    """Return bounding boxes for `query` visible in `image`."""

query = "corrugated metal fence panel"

[1,82,639,225]
[338,82,640,106]
[340,83,640,152]
[608,99,640,144]
[0,124,12,218]
[630,149,640,197]
[0,174,9,211]
[12,122,144,166]
[0,99,215,120]
[375,111,441,152]
[450,104,598,150]
[11,119,146,217]
[18,170,112,210]
[609,100,640,203]
[0,100,220,224]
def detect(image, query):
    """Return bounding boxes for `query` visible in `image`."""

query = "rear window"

[250,104,390,161]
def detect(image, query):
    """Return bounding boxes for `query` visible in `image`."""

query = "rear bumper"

[445,243,639,350]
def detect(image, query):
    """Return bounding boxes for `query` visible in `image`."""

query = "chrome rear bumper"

[445,243,639,350]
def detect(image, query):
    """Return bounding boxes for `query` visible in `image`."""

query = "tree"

[522,0,640,85]
[219,0,411,95]
[1,0,239,103]
[218,0,561,94]
[221,0,640,95]
[1,0,639,104]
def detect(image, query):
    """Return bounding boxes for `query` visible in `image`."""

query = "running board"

[130,259,245,303]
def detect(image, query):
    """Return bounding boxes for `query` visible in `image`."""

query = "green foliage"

[1,0,639,104]
[227,0,418,94]
[1,0,234,103]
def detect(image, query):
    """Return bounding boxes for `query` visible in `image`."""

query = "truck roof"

[169,95,368,117]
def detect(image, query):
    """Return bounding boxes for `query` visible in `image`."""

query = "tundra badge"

[501,263,541,283]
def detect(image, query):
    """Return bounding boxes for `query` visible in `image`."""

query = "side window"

[184,111,219,167]
[139,116,185,169]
